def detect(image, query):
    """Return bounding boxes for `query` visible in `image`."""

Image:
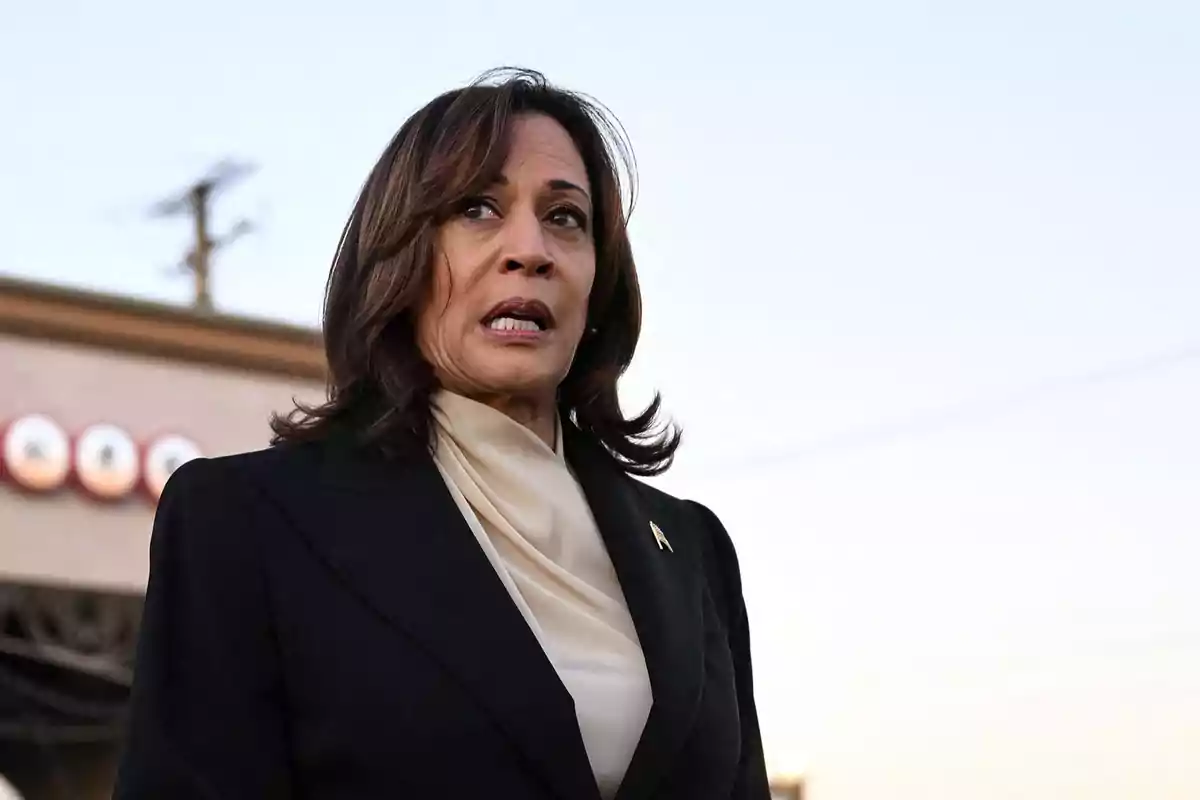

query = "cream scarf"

[431,390,652,799]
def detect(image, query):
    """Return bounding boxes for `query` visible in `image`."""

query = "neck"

[474,393,557,448]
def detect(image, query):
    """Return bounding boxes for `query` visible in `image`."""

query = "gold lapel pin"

[650,521,673,553]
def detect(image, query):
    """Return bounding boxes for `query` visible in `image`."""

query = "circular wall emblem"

[1,414,72,493]
[74,423,140,501]
[142,433,203,500]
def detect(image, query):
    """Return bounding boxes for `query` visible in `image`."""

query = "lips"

[481,298,555,331]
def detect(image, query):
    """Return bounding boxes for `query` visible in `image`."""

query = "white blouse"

[431,390,652,799]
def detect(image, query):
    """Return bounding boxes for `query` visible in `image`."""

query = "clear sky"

[3,1,1199,797]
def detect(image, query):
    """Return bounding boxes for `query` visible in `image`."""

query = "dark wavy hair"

[270,68,680,476]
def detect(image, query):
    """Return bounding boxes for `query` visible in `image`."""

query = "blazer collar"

[265,431,704,800]
[563,429,705,800]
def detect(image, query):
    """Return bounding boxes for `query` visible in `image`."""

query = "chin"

[474,355,568,399]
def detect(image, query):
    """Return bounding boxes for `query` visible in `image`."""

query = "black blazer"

[114,426,770,800]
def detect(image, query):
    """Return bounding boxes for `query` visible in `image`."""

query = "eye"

[547,205,588,231]
[459,197,500,221]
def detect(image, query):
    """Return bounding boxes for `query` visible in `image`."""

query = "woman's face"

[417,113,596,403]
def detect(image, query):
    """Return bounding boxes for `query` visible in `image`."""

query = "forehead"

[501,113,590,190]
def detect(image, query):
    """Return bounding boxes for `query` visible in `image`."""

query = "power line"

[698,342,1200,476]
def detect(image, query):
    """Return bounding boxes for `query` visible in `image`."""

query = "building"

[0,275,325,798]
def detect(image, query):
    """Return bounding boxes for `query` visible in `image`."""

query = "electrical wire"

[696,342,1200,476]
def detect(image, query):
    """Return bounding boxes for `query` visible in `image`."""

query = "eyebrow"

[546,178,590,200]
[491,175,592,203]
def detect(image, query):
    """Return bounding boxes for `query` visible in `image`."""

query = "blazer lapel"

[564,429,706,800]
[262,439,601,800]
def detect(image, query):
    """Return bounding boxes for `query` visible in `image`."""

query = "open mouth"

[481,298,554,334]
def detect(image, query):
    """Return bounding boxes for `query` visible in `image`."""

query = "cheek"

[581,260,597,296]
[414,302,440,358]
[416,251,463,357]
[569,260,597,329]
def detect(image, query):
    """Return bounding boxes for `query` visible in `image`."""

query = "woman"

[115,69,769,800]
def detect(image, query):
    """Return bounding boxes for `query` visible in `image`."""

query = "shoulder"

[167,441,311,487]
[160,441,321,508]
[151,442,323,560]
[626,479,735,557]
[624,478,745,611]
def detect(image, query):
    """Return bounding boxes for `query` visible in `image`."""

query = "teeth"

[488,316,541,332]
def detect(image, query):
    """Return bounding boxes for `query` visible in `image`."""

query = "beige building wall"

[0,333,325,594]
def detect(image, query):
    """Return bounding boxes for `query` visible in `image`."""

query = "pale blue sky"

[3,2,1199,797]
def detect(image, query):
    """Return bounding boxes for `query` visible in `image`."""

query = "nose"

[500,209,554,278]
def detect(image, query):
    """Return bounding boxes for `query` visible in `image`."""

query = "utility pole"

[150,160,256,313]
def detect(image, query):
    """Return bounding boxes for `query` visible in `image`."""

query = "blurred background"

[1,1,1198,798]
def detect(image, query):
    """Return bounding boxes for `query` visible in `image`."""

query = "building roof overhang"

[0,274,326,381]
